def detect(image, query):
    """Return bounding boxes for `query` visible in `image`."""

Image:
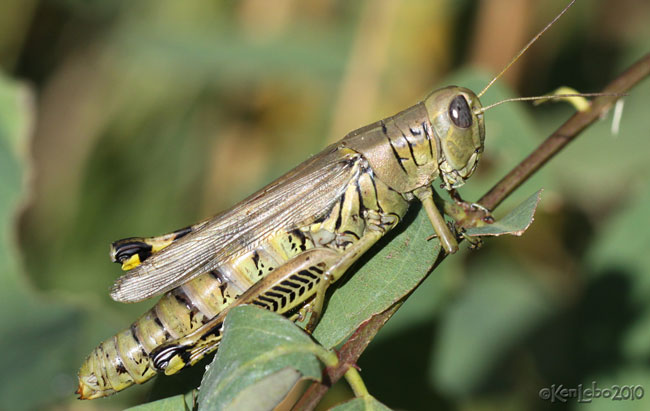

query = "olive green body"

[78,86,485,399]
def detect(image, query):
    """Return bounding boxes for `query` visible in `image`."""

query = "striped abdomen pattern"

[78,154,410,399]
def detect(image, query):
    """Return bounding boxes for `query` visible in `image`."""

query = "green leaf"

[126,391,195,411]
[0,73,32,294]
[585,182,650,360]
[0,73,88,410]
[313,204,442,349]
[575,366,650,411]
[329,396,393,411]
[198,305,322,411]
[113,21,351,85]
[431,258,556,395]
[465,189,542,237]
[226,368,303,411]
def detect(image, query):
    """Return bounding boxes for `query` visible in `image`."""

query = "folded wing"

[110,145,360,302]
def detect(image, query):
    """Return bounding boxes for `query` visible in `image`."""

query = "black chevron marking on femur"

[273,285,295,303]
[309,265,324,274]
[266,291,287,308]
[299,269,318,280]
[281,280,301,289]
[253,300,271,310]
[290,274,309,284]
[258,295,278,311]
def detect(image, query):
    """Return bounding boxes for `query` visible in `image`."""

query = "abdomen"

[77,153,411,399]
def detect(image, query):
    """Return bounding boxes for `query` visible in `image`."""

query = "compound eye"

[448,95,472,128]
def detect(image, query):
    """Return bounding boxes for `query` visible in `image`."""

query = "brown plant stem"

[478,53,650,211]
[294,52,650,410]
[292,304,401,411]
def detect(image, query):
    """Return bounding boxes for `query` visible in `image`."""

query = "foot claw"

[458,229,483,249]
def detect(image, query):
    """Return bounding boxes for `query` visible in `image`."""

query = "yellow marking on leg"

[121,254,141,271]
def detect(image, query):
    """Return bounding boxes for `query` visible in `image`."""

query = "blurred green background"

[0,0,649,409]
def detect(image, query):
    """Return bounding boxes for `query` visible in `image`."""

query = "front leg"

[414,186,458,254]
[447,188,494,224]
[440,189,495,250]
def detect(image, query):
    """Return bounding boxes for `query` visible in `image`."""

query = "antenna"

[475,92,625,115]
[476,0,576,98]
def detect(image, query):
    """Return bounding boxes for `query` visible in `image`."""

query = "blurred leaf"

[0,73,84,410]
[198,306,322,411]
[465,189,542,237]
[112,22,352,84]
[578,366,650,411]
[587,182,650,301]
[226,368,303,411]
[126,391,195,411]
[431,259,556,395]
[329,396,392,411]
[586,182,650,360]
[533,66,650,209]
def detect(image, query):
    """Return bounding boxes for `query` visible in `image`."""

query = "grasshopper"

[78,0,594,400]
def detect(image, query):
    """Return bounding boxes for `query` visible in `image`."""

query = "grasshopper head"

[424,86,485,189]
